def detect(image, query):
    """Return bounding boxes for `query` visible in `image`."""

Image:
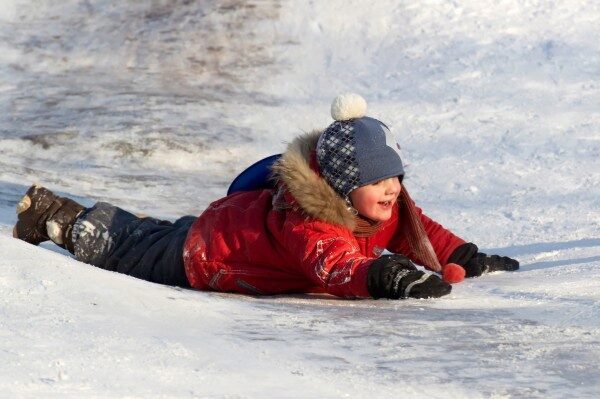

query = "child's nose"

[384,178,401,195]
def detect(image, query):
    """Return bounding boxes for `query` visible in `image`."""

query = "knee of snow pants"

[71,202,195,287]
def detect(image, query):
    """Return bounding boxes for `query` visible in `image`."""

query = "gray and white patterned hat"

[316,94,405,197]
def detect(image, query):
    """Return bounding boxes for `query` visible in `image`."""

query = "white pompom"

[330,93,367,121]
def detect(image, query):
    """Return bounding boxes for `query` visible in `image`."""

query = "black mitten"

[448,243,481,277]
[367,254,452,299]
[449,243,520,277]
[480,254,520,273]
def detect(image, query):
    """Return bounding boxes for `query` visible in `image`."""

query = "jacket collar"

[271,130,359,230]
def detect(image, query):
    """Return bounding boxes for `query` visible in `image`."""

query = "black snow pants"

[71,202,194,287]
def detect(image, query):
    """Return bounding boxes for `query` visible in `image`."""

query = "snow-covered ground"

[0,0,599,397]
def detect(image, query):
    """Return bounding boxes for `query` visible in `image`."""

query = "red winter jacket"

[183,131,465,298]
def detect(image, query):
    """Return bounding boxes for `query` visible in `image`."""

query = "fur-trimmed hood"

[270,131,451,273]
[271,131,358,230]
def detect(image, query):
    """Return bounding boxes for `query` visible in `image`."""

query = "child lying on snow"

[13,94,518,300]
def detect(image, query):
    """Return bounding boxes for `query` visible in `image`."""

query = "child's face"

[349,177,401,222]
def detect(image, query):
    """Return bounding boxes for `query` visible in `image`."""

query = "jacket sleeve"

[387,202,466,267]
[281,214,373,298]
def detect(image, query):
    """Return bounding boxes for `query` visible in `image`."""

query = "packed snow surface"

[0,0,599,398]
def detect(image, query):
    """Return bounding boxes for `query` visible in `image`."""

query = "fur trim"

[271,130,357,230]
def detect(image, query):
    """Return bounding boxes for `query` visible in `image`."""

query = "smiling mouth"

[378,201,392,207]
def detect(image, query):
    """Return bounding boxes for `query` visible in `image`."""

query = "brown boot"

[13,185,85,252]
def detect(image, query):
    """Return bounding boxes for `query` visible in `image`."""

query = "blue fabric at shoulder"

[227,154,282,195]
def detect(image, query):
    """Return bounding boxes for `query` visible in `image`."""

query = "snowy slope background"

[0,0,599,397]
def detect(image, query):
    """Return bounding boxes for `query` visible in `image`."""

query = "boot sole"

[12,185,56,245]
[13,194,32,238]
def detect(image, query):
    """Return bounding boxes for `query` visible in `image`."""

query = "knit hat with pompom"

[316,93,405,198]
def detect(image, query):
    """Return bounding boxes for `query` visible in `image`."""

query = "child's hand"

[449,243,519,277]
[468,253,520,276]
[367,254,452,299]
